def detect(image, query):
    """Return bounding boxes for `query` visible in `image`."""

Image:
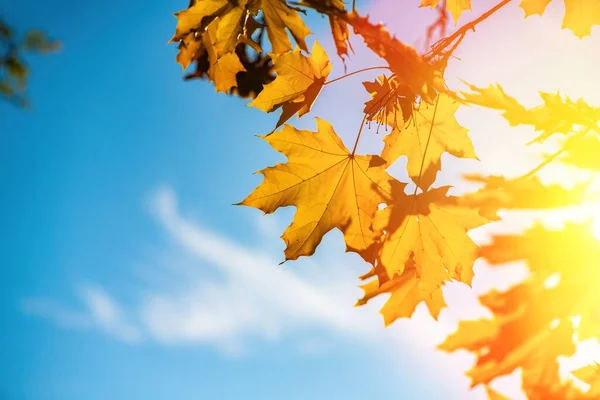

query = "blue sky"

[0,1,480,399]
[4,0,600,399]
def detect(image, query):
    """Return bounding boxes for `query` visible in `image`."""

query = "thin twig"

[425,0,512,61]
[522,129,591,178]
[414,95,440,194]
[324,66,391,86]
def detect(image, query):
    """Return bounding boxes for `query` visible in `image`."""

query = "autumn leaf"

[460,83,527,124]
[420,0,472,23]
[440,281,578,391]
[356,258,446,324]
[297,0,352,59]
[462,84,600,143]
[171,0,311,55]
[441,223,600,396]
[249,41,331,127]
[180,23,276,98]
[203,22,246,92]
[520,0,600,38]
[382,93,476,190]
[363,75,413,131]
[458,175,591,220]
[374,186,487,293]
[560,134,600,172]
[262,0,312,53]
[573,364,600,398]
[485,387,510,400]
[239,118,396,261]
[345,12,445,105]
[171,0,233,43]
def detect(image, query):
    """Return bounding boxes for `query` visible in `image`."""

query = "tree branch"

[425,0,513,61]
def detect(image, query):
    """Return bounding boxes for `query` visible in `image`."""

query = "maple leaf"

[356,258,446,324]
[261,0,312,53]
[420,0,472,23]
[573,364,600,398]
[458,175,591,220]
[345,12,445,105]
[520,0,600,38]
[171,0,311,55]
[249,41,331,127]
[440,282,578,392]
[560,134,600,172]
[297,0,352,60]
[203,22,246,92]
[441,223,600,396]
[180,21,276,98]
[462,84,600,143]
[373,186,487,293]
[239,118,396,261]
[382,93,476,190]
[362,75,413,131]
[460,84,527,124]
[485,387,510,400]
[171,0,234,43]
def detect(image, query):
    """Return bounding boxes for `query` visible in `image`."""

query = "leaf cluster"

[169,0,600,398]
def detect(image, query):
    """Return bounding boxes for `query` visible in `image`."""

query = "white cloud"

[22,285,142,343]
[23,185,531,398]
[79,285,143,343]
[142,186,379,346]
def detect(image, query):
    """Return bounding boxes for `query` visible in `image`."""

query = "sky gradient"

[2,1,600,399]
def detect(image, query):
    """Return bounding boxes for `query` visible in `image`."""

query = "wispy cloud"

[141,186,383,349]
[23,185,532,398]
[23,285,142,343]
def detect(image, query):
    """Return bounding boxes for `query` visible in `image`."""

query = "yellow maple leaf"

[356,258,446,324]
[560,132,600,172]
[485,387,510,400]
[203,22,246,93]
[176,33,204,70]
[374,186,487,293]
[462,84,600,143]
[382,93,477,190]
[520,0,600,38]
[171,0,233,43]
[262,0,312,53]
[249,41,331,128]
[420,0,472,23]
[520,0,551,16]
[239,118,396,261]
[573,364,600,397]
[458,175,590,220]
[564,0,600,37]
[171,0,311,56]
[298,0,352,59]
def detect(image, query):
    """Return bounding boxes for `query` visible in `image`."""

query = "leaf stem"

[414,96,440,194]
[351,114,368,156]
[324,66,391,86]
[522,129,590,178]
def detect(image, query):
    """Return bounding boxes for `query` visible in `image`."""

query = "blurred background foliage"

[1,18,60,108]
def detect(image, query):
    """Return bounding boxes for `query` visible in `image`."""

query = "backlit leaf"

[420,0,472,23]
[239,118,397,261]
[249,41,331,127]
[374,186,487,293]
[382,93,476,190]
